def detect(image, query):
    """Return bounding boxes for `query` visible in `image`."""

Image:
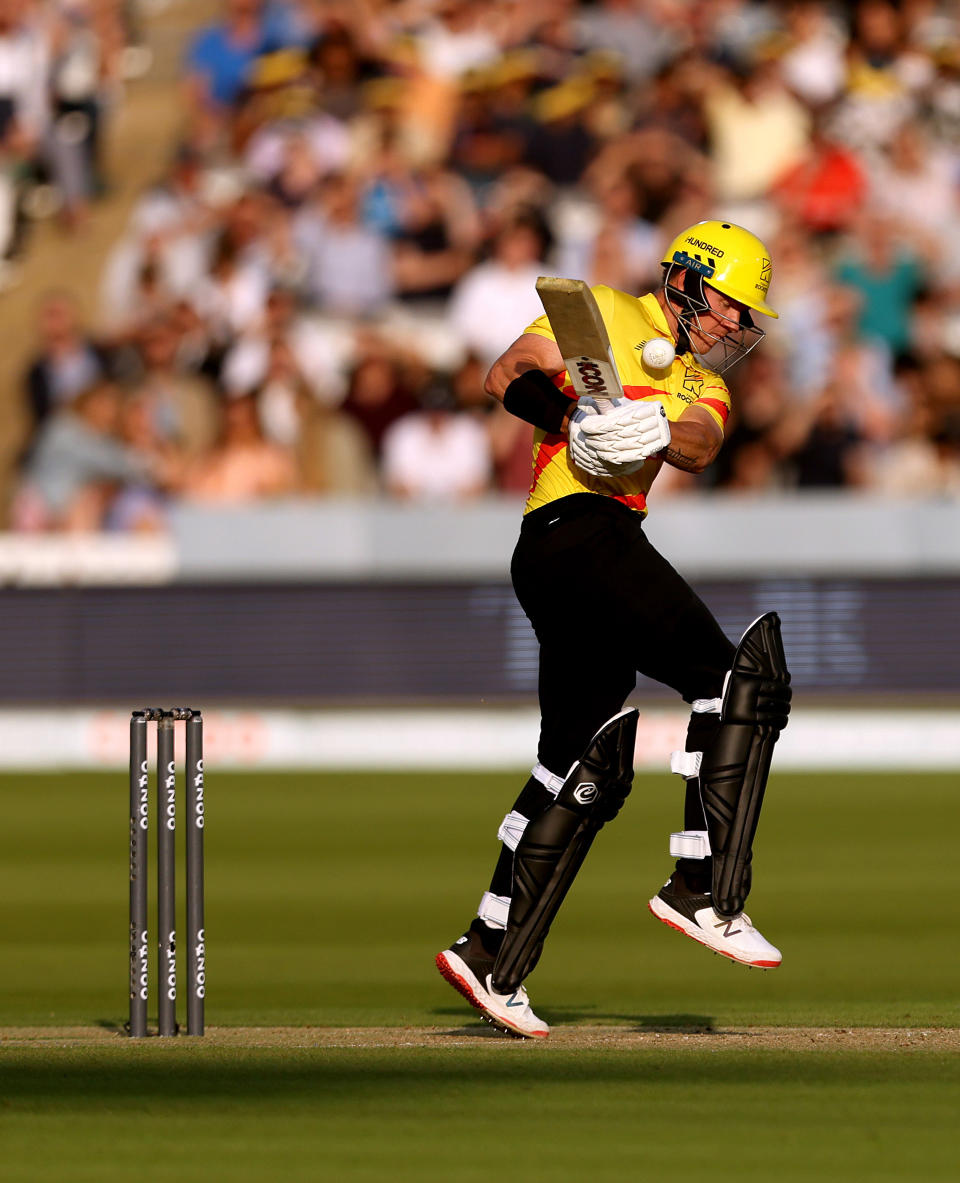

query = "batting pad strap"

[531,762,563,797]
[670,830,711,859]
[692,697,723,714]
[478,891,510,930]
[670,750,703,779]
[497,809,529,852]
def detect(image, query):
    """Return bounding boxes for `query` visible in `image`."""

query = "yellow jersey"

[523,287,731,516]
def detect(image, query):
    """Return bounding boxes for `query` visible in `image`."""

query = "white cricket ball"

[641,337,676,371]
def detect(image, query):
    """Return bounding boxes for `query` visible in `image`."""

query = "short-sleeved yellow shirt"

[522,286,731,516]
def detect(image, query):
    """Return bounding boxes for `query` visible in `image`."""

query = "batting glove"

[577,398,671,465]
[568,398,642,477]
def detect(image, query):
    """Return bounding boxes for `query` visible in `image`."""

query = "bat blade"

[536,276,623,410]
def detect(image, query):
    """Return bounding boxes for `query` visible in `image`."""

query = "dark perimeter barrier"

[2,578,958,703]
[128,708,205,1038]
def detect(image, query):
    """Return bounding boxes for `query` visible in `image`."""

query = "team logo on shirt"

[682,371,705,399]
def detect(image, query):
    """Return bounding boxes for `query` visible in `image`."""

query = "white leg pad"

[670,749,703,778]
[478,890,510,929]
[670,829,711,859]
[497,809,528,851]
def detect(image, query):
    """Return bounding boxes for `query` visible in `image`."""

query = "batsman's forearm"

[661,416,721,474]
[484,334,565,401]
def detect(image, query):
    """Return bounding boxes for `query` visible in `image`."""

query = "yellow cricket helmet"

[662,220,778,319]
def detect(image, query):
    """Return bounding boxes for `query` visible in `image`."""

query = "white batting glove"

[577,398,671,465]
[568,398,645,477]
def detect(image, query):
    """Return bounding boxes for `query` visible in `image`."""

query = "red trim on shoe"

[434,953,549,1039]
[647,901,780,969]
[435,952,486,1011]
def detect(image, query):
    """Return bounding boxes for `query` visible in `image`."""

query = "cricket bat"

[535,277,623,410]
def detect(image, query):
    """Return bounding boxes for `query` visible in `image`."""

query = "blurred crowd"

[12,0,960,532]
[0,0,140,274]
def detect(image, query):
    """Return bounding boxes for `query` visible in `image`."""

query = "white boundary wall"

[1,494,960,583]
[0,707,956,770]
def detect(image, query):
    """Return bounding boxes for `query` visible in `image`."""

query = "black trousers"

[511,493,735,774]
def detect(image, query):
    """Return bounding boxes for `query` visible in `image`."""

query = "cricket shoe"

[648,871,782,968]
[435,922,549,1039]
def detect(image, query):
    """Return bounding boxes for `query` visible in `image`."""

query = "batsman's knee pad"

[492,707,639,994]
[670,612,791,917]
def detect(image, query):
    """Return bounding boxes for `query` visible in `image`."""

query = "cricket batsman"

[436,220,792,1038]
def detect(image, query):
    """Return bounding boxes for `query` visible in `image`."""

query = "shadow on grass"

[2,1045,955,1115]
[95,1019,127,1034]
[432,1005,714,1032]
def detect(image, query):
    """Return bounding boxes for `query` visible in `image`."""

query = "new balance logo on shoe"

[506,992,525,1008]
[648,879,782,968]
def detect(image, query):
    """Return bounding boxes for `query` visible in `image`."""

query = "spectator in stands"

[100,144,215,331]
[704,55,810,215]
[191,231,270,345]
[525,77,599,188]
[0,0,49,267]
[769,108,868,236]
[339,349,420,460]
[448,208,550,366]
[24,290,110,435]
[777,2,847,106]
[782,381,871,488]
[555,166,662,292]
[711,352,793,491]
[293,171,394,317]
[20,0,960,528]
[381,376,492,502]
[833,0,923,151]
[12,381,161,531]
[47,1,117,228]
[126,315,222,459]
[576,0,681,84]
[869,122,960,284]
[184,0,296,116]
[306,22,378,124]
[221,283,348,403]
[833,212,925,357]
[182,392,297,502]
[387,161,482,306]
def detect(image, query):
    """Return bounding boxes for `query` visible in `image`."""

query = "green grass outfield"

[1,769,958,1181]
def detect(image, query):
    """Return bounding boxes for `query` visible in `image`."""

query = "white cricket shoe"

[648,872,782,968]
[436,925,549,1039]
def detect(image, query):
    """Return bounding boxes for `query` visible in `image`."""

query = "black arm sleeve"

[502,369,574,434]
